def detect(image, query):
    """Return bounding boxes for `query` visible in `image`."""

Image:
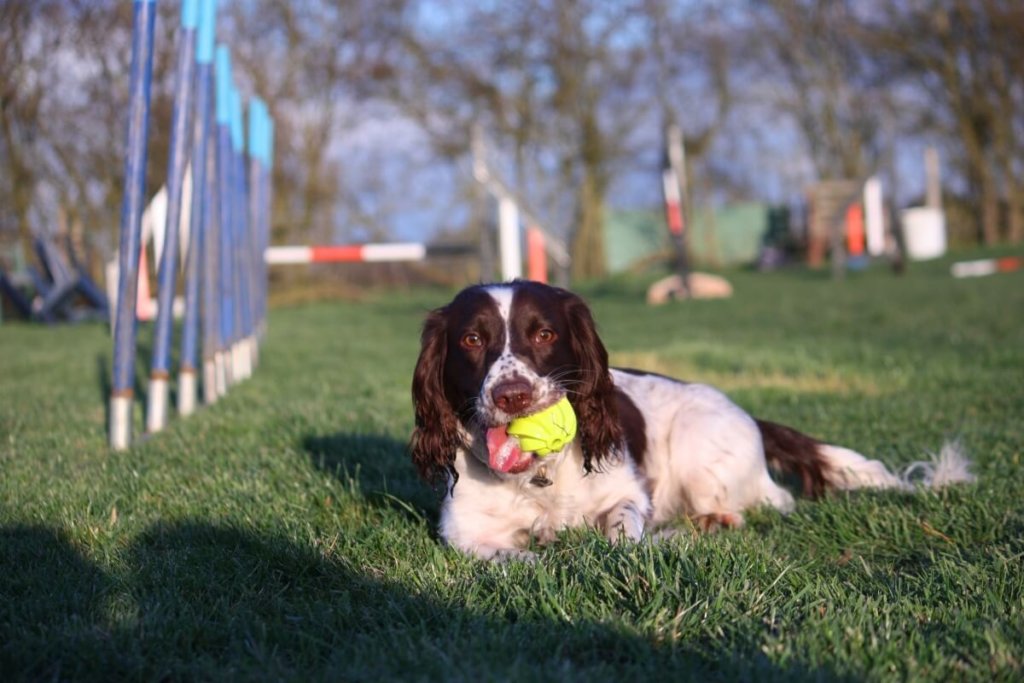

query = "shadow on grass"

[302,431,439,527]
[0,521,852,682]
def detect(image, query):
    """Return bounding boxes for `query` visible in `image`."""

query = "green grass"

[2,252,1022,681]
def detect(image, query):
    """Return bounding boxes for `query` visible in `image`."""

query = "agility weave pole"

[146,0,199,433]
[110,0,158,450]
[111,0,274,450]
[178,0,217,417]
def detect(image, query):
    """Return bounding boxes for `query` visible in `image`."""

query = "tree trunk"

[1,113,34,254]
[1008,186,1024,244]
[980,169,1000,245]
[570,169,607,282]
[961,126,999,246]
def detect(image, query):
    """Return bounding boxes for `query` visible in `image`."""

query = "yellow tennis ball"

[507,397,577,456]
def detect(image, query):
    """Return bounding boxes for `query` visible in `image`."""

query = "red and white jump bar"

[265,243,472,265]
[951,256,1022,279]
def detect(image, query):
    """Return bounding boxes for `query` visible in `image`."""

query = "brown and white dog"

[411,281,972,561]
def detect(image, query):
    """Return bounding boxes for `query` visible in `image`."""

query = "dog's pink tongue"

[486,426,528,473]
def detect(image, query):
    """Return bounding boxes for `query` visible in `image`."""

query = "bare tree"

[0,1,75,251]
[385,0,698,281]
[0,0,184,272]
[228,0,409,251]
[868,0,1024,244]
[751,0,888,183]
[7,0,1021,293]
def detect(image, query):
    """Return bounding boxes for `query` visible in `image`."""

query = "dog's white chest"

[442,445,649,555]
[514,466,590,541]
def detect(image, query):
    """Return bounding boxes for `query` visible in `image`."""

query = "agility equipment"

[110,0,159,450]
[661,123,692,295]
[951,256,1023,279]
[110,0,274,449]
[470,125,570,285]
[179,0,217,416]
[264,243,474,265]
[146,0,199,433]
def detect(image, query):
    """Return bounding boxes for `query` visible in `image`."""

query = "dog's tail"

[757,419,975,497]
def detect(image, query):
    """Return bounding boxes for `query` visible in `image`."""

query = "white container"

[864,177,886,257]
[901,207,947,261]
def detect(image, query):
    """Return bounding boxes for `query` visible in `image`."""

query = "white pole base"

[242,338,253,378]
[146,375,169,433]
[110,395,133,450]
[178,369,197,416]
[498,196,523,281]
[249,336,260,369]
[215,351,228,395]
[231,342,249,381]
[203,358,219,405]
[231,343,241,381]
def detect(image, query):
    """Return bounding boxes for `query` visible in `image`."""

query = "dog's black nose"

[492,380,533,414]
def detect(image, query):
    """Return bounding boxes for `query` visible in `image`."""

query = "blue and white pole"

[260,103,271,340]
[248,97,267,359]
[239,95,258,375]
[201,113,221,404]
[178,0,217,416]
[266,114,274,330]
[111,0,158,450]
[259,114,274,335]
[229,86,252,381]
[147,0,199,433]
[252,106,274,340]
[214,44,235,394]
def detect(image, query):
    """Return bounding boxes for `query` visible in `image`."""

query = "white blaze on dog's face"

[476,285,566,426]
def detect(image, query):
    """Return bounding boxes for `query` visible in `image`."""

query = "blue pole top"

[215,44,231,124]
[181,0,199,28]
[248,97,262,162]
[196,0,216,63]
[230,87,244,152]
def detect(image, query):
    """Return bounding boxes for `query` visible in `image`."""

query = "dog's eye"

[461,332,483,349]
[534,329,557,345]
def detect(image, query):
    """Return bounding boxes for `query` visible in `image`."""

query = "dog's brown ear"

[563,293,623,472]
[410,309,462,488]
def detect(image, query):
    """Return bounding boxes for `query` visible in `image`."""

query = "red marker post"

[661,124,691,296]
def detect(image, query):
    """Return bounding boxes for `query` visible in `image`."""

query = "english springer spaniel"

[411,281,972,561]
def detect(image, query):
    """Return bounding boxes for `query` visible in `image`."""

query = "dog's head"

[410,281,623,486]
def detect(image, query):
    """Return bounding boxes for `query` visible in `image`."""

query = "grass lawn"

[1,252,1022,681]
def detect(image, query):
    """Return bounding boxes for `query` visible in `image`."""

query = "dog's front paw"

[692,511,744,533]
[603,501,646,544]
